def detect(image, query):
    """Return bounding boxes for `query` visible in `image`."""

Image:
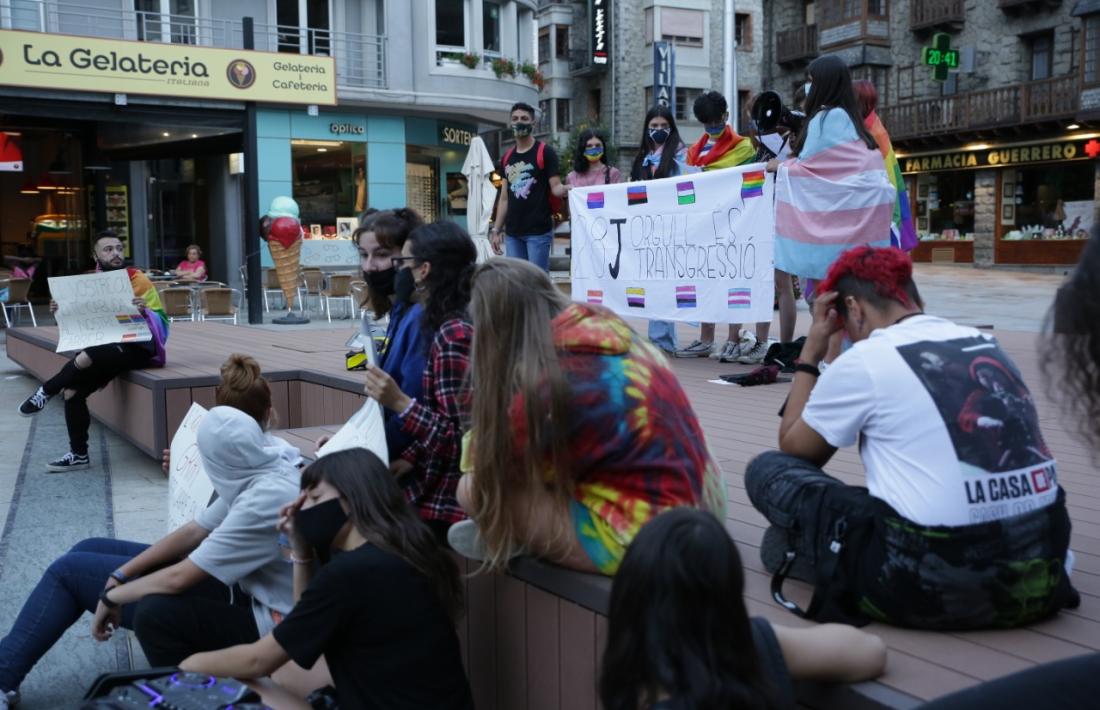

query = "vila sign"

[0,29,336,105]
[902,140,1087,174]
[591,0,610,66]
[653,41,675,114]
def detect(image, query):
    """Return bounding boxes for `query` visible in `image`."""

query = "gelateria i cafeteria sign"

[0,29,336,105]
[901,139,1091,173]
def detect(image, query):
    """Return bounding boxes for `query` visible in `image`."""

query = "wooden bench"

[7,323,1097,708]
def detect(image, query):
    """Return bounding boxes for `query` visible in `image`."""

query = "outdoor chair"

[322,274,356,321]
[160,287,195,322]
[199,287,240,324]
[1,278,37,327]
[262,268,286,311]
[298,269,326,316]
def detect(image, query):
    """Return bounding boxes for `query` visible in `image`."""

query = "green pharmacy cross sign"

[922,32,959,82]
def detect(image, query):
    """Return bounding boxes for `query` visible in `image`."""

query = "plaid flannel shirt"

[398,317,473,523]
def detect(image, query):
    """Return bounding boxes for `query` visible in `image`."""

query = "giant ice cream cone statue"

[264,196,309,324]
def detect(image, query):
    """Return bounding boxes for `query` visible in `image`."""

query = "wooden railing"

[879,76,1079,141]
[910,0,964,31]
[777,25,818,65]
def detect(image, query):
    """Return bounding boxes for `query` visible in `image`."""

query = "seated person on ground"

[360,221,478,540]
[746,246,1078,629]
[600,508,886,710]
[450,258,727,575]
[18,229,169,472]
[0,355,300,710]
[174,244,207,282]
[181,448,475,710]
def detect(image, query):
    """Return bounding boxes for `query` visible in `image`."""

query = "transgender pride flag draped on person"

[774,109,895,279]
[866,110,918,252]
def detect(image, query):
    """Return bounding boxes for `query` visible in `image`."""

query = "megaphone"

[752,91,785,134]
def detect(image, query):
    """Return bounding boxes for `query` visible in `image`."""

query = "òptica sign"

[0,29,335,105]
[901,139,1089,173]
[329,122,365,135]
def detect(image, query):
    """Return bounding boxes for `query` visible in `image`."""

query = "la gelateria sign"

[902,139,1090,174]
[0,29,336,105]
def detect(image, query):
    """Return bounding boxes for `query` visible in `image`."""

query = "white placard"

[167,403,215,532]
[569,164,775,324]
[48,270,151,353]
[315,400,388,463]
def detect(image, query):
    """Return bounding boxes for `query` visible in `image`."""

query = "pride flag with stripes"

[675,285,697,308]
[627,185,648,206]
[587,192,605,209]
[676,181,696,205]
[774,110,895,279]
[626,287,646,308]
[586,289,604,304]
[728,288,751,309]
[866,111,917,252]
[741,171,765,199]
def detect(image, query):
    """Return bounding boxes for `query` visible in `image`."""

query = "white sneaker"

[674,340,714,358]
[716,340,741,363]
[737,340,770,364]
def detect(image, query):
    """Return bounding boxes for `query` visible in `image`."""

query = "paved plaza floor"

[0,263,1081,707]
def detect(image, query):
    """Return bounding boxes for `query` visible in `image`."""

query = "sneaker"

[737,340,770,365]
[760,525,815,583]
[1,689,20,709]
[716,340,742,363]
[674,340,714,358]
[46,452,90,473]
[447,520,489,562]
[17,387,50,416]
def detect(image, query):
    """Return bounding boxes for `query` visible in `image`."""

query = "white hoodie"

[190,406,302,636]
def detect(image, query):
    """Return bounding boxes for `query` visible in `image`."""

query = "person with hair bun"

[745,246,1077,630]
[360,221,478,538]
[0,355,303,709]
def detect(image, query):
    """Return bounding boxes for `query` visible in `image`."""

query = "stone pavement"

[0,263,1072,706]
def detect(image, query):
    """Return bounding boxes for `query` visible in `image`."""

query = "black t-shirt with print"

[272,543,473,710]
[503,141,559,236]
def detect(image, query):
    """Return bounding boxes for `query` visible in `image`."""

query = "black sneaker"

[18,387,50,416]
[46,452,90,473]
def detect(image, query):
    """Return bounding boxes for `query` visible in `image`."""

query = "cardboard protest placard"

[48,270,151,353]
[167,403,216,532]
[315,400,389,463]
[569,164,776,325]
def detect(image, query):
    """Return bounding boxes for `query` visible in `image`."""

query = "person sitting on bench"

[449,258,727,575]
[18,230,169,472]
[0,355,300,710]
[600,508,886,710]
[180,448,474,710]
[745,245,1078,629]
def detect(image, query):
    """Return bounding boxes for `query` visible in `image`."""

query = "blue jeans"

[648,320,678,352]
[505,232,553,272]
[0,538,148,692]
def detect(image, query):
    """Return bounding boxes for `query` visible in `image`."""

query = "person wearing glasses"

[358,222,478,541]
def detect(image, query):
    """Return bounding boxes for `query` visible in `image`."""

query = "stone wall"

[973,169,998,268]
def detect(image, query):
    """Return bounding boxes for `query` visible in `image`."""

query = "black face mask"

[394,267,416,304]
[363,268,395,298]
[296,498,348,563]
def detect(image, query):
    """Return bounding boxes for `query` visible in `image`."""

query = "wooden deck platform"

[6,322,1098,708]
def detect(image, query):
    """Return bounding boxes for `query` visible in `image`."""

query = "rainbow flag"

[626,287,646,308]
[627,185,648,206]
[676,181,696,205]
[866,111,917,252]
[728,288,751,309]
[774,111,895,279]
[115,314,144,324]
[741,170,765,199]
[675,285,697,308]
[586,289,604,304]
[587,192,605,209]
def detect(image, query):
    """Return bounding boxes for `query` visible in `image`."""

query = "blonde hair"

[468,258,572,569]
[216,353,273,428]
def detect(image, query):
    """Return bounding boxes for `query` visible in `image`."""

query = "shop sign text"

[903,141,1085,173]
[440,124,476,147]
[329,122,364,135]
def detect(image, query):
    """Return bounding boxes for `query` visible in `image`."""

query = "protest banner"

[569,164,775,325]
[315,400,388,463]
[48,270,151,353]
[167,403,215,532]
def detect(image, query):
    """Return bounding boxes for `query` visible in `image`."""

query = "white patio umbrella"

[461,135,498,264]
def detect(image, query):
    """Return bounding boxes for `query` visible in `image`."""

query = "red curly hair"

[818,246,918,308]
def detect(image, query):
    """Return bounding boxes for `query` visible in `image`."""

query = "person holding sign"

[180,448,474,710]
[449,258,726,575]
[17,230,169,472]
[0,356,299,706]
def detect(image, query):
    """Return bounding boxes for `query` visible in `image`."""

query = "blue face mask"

[583,146,604,162]
[704,123,725,138]
[648,127,670,145]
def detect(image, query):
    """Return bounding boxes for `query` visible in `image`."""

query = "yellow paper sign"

[0,29,336,105]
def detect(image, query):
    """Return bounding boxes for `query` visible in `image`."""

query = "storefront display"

[291,140,366,237]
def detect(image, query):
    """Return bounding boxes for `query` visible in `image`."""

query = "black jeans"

[43,343,154,456]
[132,579,260,668]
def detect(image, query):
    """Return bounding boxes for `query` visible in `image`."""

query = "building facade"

[0,0,538,288]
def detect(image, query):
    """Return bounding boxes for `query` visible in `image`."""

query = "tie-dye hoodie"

[127,267,169,366]
[513,303,727,572]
